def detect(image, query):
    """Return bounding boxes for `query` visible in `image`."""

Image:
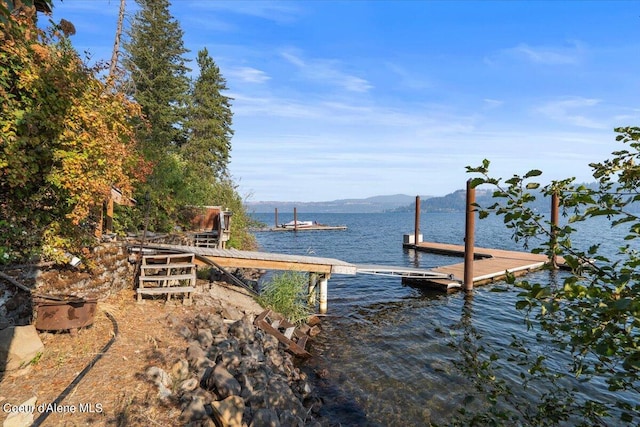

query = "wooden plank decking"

[141,244,358,275]
[405,241,564,290]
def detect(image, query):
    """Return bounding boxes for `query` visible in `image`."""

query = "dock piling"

[550,192,559,269]
[308,273,318,306]
[294,207,298,232]
[275,208,278,228]
[319,274,329,314]
[463,179,476,291]
[414,195,421,248]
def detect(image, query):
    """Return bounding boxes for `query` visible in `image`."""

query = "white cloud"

[280,50,373,93]
[483,99,504,110]
[612,109,640,124]
[184,1,303,24]
[229,91,483,134]
[386,63,432,90]
[341,75,373,93]
[280,51,305,67]
[535,97,607,129]
[184,16,237,33]
[487,41,585,66]
[228,67,271,84]
[230,126,615,201]
[509,43,580,64]
[228,93,326,119]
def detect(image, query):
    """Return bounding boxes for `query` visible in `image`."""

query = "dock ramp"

[355,264,456,280]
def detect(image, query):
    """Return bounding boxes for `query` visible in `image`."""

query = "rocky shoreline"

[146,312,326,426]
[0,242,334,426]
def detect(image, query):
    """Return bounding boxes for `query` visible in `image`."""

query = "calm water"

[250,212,631,426]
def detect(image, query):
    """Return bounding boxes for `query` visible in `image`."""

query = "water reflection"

[251,213,635,425]
[302,290,472,425]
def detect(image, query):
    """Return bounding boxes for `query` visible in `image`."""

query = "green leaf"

[595,342,616,357]
[469,177,486,189]
[523,169,542,178]
[623,352,640,372]
[620,412,634,422]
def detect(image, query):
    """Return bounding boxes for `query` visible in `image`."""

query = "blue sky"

[47,1,640,202]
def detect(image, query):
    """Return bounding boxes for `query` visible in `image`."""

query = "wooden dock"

[138,238,560,310]
[404,241,563,290]
[139,244,452,312]
[142,244,357,275]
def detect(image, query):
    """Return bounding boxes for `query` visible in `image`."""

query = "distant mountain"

[246,183,638,214]
[392,188,562,213]
[245,194,429,213]
[391,182,638,213]
[392,189,500,212]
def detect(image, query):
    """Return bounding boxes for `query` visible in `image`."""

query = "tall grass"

[257,271,312,325]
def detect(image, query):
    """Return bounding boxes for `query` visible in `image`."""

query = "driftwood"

[0,271,68,300]
[0,271,32,293]
[254,310,311,358]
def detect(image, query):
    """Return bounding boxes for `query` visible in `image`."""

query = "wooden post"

[275,208,278,228]
[95,202,104,238]
[308,273,318,306]
[319,274,329,313]
[550,192,559,268]
[414,195,421,248]
[105,197,114,234]
[294,207,298,232]
[463,179,476,291]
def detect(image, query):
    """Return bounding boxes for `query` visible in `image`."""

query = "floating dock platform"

[403,241,565,291]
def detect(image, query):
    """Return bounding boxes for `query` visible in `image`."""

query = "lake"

[249,211,633,426]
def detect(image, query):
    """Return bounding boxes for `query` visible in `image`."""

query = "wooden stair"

[193,231,221,249]
[137,253,196,304]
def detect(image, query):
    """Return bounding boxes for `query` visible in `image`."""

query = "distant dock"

[256,207,347,232]
[254,225,347,232]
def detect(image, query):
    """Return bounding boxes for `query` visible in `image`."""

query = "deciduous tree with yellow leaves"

[0,6,149,262]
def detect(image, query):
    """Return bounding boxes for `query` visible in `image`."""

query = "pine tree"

[123,0,190,159]
[184,48,234,180]
[122,0,192,229]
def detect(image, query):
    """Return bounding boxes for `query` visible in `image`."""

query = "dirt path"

[0,283,265,426]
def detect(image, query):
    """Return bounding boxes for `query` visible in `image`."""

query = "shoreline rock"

[146,313,327,426]
[0,239,330,425]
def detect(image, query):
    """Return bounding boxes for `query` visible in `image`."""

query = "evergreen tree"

[118,0,256,249]
[184,48,234,180]
[124,0,190,157]
[122,0,192,229]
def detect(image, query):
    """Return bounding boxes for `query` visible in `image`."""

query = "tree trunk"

[108,0,126,81]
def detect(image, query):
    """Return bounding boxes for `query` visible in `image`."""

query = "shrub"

[257,272,312,325]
